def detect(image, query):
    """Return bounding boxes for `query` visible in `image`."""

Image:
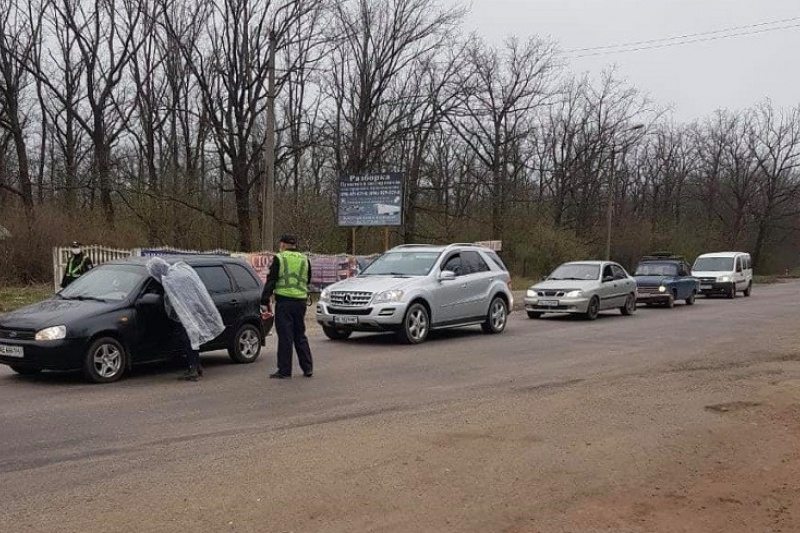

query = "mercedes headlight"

[564,290,583,298]
[320,288,331,303]
[372,290,405,304]
[658,286,667,293]
[718,275,731,282]
[35,325,66,341]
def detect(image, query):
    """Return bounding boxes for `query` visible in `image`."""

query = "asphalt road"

[2,282,800,532]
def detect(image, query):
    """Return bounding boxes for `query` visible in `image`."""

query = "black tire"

[228,323,262,363]
[665,292,675,308]
[322,326,353,340]
[728,285,736,299]
[527,311,542,319]
[620,293,637,316]
[685,291,696,305]
[395,302,430,344]
[743,282,752,297]
[83,337,127,383]
[584,296,600,320]
[481,297,508,334]
[10,365,42,376]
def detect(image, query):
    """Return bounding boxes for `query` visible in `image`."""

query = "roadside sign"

[476,240,503,251]
[337,172,404,227]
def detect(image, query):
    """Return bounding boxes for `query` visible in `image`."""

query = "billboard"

[337,172,403,227]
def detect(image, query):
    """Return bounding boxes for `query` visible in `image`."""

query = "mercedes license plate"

[334,315,358,325]
[539,300,559,307]
[0,344,24,358]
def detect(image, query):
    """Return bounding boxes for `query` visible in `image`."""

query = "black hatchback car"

[0,256,271,383]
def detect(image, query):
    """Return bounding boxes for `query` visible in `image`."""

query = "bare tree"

[451,36,557,240]
[163,0,321,251]
[0,0,44,220]
[747,102,800,267]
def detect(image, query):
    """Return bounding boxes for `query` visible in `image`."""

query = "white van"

[692,252,753,298]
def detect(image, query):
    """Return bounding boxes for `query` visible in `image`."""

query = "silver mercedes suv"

[315,244,514,344]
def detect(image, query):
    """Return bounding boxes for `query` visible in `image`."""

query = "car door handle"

[229,299,240,305]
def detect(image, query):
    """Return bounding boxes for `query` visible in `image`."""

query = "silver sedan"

[524,261,638,320]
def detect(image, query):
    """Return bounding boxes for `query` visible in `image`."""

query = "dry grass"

[0,284,53,313]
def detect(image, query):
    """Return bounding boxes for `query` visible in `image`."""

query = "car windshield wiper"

[558,277,586,281]
[67,295,107,302]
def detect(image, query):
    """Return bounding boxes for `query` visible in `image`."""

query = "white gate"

[52,246,135,291]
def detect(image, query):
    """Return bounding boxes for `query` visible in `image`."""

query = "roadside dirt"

[6,351,800,533]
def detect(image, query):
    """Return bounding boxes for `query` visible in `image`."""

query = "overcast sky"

[464,0,799,121]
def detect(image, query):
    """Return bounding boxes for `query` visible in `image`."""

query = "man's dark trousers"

[275,297,313,376]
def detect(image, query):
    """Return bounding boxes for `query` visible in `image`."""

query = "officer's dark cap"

[71,241,82,247]
[279,234,297,246]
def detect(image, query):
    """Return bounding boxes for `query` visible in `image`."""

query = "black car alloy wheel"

[83,337,127,383]
[229,324,262,363]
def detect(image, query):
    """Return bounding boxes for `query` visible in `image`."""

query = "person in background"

[261,234,313,379]
[60,241,93,288]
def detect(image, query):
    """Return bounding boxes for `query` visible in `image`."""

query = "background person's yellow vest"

[274,250,309,299]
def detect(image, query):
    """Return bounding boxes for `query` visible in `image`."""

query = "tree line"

[1,0,799,283]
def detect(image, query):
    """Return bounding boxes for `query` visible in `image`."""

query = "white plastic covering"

[146,257,225,350]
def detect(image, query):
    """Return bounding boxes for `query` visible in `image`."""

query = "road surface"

[2,282,799,532]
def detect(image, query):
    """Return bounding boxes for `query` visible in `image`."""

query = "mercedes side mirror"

[603,275,614,283]
[439,270,456,282]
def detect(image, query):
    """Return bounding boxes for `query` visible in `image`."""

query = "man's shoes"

[269,372,291,379]
[303,372,313,378]
[183,365,200,381]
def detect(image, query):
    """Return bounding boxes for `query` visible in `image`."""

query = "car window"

[549,263,600,280]
[228,263,261,291]
[441,254,463,276]
[360,251,440,276]
[485,250,508,271]
[602,265,614,279]
[462,251,489,275]
[692,257,734,271]
[60,265,146,302]
[635,262,678,276]
[194,265,233,294]
[611,265,627,279]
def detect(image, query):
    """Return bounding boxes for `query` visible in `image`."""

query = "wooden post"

[351,227,356,255]
[384,227,389,251]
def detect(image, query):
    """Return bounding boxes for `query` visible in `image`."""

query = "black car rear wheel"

[685,291,696,305]
[228,324,262,363]
[83,337,127,383]
[10,365,42,376]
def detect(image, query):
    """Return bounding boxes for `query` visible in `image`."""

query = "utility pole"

[605,124,645,261]
[261,30,276,252]
[605,148,616,261]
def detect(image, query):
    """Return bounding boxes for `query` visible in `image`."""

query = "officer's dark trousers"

[275,297,313,376]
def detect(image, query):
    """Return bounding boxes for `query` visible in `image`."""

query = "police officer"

[261,234,313,379]
[61,241,94,288]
